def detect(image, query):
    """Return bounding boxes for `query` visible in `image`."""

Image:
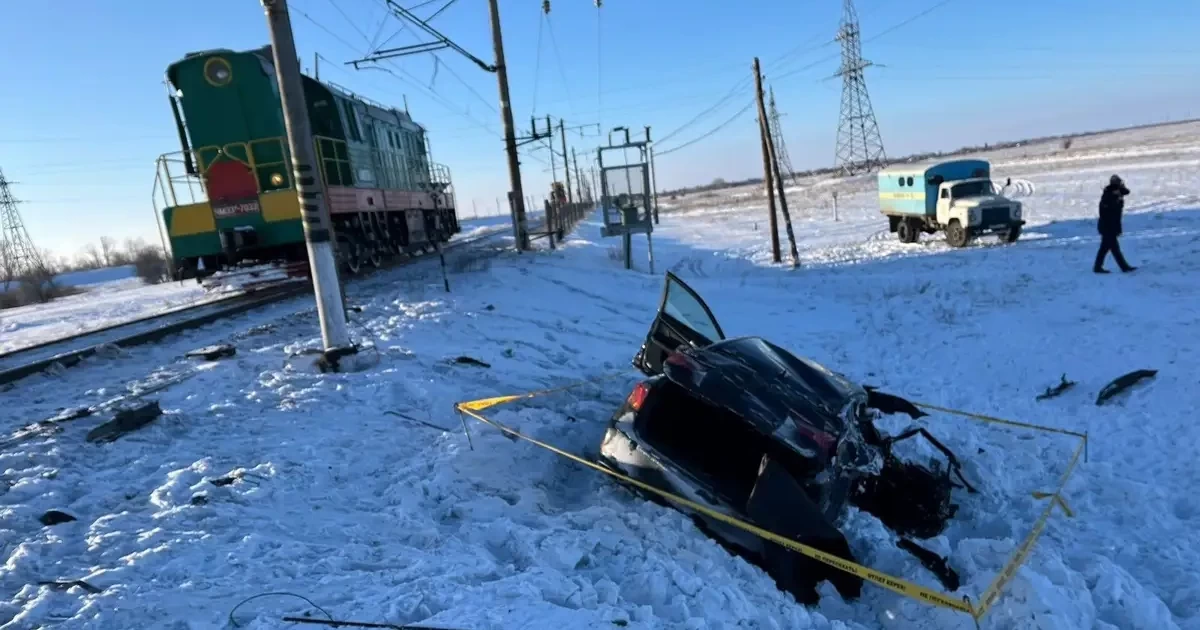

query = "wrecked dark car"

[598,272,973,604]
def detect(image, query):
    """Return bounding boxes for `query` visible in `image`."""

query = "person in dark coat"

[1094,175,1136,274]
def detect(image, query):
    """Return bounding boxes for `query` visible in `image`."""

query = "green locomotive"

[152,45,459,278]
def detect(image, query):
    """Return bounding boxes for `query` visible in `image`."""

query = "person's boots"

[1121,266,1137,273]
[1094,267,1110,274]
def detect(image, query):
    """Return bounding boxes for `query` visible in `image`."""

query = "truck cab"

[879,159,1025,248]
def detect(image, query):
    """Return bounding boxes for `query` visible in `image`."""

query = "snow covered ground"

[0,278,227,355]
[2,122,1199,630]
[0,217,519,355]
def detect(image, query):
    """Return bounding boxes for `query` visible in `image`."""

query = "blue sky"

[2,0,1197,259]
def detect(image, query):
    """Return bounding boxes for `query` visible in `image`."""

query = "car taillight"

[627,381,651,411]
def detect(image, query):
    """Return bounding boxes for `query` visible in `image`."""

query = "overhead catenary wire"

[294,4,551,168]
[595,1,603,134]
[531,14,546,115]
[545,12,577,118]
[295,5,495,134]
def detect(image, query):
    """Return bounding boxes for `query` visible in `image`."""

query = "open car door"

[634,271,726,376]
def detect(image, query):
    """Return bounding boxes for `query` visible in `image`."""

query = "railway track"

[0,225,518,387]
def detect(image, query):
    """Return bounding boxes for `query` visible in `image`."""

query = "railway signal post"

[260,0,357,367]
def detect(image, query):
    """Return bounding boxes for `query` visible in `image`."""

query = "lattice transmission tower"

[833,0,886,175]
[767,87,797,186]
[0,168,49,288]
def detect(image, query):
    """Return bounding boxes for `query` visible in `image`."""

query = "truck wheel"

[1000,224,1022,244]
[944,220,970,248]
[897,218,921,244]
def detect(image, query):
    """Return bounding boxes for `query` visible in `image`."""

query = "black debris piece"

[1096,369,1158,406]
[37,579,103,594]
[86,401,163,444]
[39,510,77,526]
[484,304,496,311]
[863,386,928,419]
[185,344,237,361]
[896,538,961,591]
[190,493,209,506]
[48,406,94,422]
[451,356,491,368]
[1036,374,1077,401]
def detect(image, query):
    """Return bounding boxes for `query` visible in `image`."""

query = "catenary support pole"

[572,147,584,203]
[261,0,354,356]
[559,120,574,204]
[753,57,781,263]
[487,0,529,251]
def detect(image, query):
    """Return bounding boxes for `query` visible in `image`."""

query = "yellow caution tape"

[974,438,1085,616]
[457,372,630,412]
[454,378,1089,622]
[910,401,1088,440]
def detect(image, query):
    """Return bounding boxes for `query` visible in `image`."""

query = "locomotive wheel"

[339,238,362,274]
[367,247,383,268]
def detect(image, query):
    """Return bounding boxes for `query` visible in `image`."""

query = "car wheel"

[944,220,969,248]
[1000,224,1022,244]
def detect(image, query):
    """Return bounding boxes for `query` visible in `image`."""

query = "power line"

[656,100,755,157]
[656,79,750,145]
[657,0,963,148]
[595,2,603,134]
[531,14,545,115]
[544,12,576,118]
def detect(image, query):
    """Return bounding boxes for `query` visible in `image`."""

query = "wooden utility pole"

[559,120,574,204]
[487,0,529,251]
[753,57,781,263]
[765,120,800,268]
[261,0,353,357]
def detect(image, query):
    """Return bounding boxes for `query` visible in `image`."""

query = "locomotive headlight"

[204,57,233,87]
[270,173,284,186]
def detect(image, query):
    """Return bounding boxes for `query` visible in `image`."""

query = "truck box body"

[878,159,991,217]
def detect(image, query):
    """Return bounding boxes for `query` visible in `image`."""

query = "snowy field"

[0,217,517,355]
[0,277,227,355]
[2,122,1199,629]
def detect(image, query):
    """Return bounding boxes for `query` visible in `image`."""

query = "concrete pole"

[260,0,352,353]
[487,0,529,251]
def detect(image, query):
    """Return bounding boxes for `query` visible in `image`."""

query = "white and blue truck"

[878,159,1025,247]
